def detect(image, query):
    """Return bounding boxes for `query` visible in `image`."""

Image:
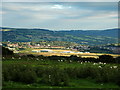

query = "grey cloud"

[2,0,120,2]
[2,2,118,30]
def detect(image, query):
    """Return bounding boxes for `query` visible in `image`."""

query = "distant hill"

[1,27,119,45]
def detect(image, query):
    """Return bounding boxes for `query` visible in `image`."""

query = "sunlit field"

[19,48,120,58]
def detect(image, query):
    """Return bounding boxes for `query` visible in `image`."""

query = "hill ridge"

[1,27,119,45]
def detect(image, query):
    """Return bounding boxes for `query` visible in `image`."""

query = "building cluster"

[32,49,53,53]
[2,42,65,49]
[31,49,89,54]
[1,41,120,54]
[99,46,120,54]
[72,45,90,52]
[1,42,66,53]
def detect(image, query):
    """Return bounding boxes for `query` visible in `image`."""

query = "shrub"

[40,67,69,86]
[19,69,37,84]
[99,55,114,63]
[35,66,45,77]
[50,68,69,86]
[3,64,37,84]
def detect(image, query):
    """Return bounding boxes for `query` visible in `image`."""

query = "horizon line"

[1,26,119,31]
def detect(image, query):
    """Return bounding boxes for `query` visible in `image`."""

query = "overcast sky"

[2,0,120,2]
[1,2,118,30]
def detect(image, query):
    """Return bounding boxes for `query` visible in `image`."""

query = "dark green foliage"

[2,61,120,87]
[99,55,114,63]
[2,54,120,87]
[69,55,80,61]
[39,67,69,86]
[94,66,120,85]
[115,57,120,63]
[19,69,37,84]
[3,63,70,86]
[2,46,14,56]
[3,64,37,84]
[27,54,36,58]
[35,67,45,77]
[50,67,69,86]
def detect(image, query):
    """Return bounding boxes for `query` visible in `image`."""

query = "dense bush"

[3,64,37,84]
[50,67,69,86]
[38,67,69,86]
[3,62,120,86]
[99,55,114,63]
[19,69,37,84]
[3,64,70,86]
[64,66,120,86]
[2,54,120,87]
[2,46,14,55]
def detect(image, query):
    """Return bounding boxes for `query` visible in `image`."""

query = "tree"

[99,55,114,63]
[2,46,14,57]
[69,55,80,61]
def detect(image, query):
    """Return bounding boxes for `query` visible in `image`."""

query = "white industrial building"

[62,51,74,53]
[32,49,53,53]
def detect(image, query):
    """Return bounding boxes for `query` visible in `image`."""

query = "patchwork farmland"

[19,48,120,58]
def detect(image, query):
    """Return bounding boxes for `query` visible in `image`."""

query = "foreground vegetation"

[2,46,120,88]
[2,54,120,88]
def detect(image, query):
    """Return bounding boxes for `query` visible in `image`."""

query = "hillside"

[1,27,119,45]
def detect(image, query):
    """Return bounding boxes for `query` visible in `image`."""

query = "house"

[62,51,74,53]
[40,49,53,52]
[32,50,39,53]
[77,52,83,53]
[7,44,18,47]
[32,49,53,53]
[7,47,16,51]
[13,50,19,53]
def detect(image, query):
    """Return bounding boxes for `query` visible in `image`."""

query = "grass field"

[3,79,119,88]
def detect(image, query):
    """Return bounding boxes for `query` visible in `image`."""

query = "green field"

[2,56,120,88]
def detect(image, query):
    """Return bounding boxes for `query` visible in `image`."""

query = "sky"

[2,0,120,2]
[1,1,119,30]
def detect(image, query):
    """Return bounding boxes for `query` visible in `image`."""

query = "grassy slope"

[2,28,118,45]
